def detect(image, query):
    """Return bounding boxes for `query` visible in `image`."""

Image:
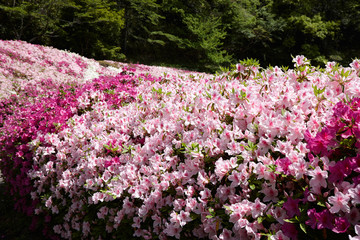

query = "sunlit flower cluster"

[1,40,360,239]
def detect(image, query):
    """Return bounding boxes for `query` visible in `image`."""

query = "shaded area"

[0,180,48,240]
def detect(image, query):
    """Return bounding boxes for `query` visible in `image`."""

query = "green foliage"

[289,14,339,39]
[0,0,125,61]
[239,58,260,67]
[56,0,125,60]
[0,0,66,43]
[183,14,231,66]
[2,0,360,71]
[123,0,233,71]
[117,0,164,56]
[222,0,286,64]
[271,0,360,66]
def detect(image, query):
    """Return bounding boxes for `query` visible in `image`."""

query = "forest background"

[1,0,360,72]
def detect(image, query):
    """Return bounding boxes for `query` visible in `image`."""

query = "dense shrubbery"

[1,40,360,239]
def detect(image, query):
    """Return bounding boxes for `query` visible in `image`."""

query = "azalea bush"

[0,39,123,216]
[1,41,360,240]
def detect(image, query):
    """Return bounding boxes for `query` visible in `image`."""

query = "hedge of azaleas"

[1,41,360,240]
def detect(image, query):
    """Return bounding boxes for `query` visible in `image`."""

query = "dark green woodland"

[1,0,360,72]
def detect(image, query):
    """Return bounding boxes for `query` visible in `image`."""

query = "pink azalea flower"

[349,225,360,240]
[346,207,360,225]
[260,184,279,202]
[328,162,347,183]
[216,185,235,203]
[291,159,308,180]
[132,216,141,229]
[328,188,351,213]
[308,166,328,193]
[178,210,192,226]
[305,127,336,156]
[293,55,308,67]
[199,188,211,202]
[164,223,181,239]
[276,157,292,175]
[97,206,109,219]
[251,198,267,219]
[215,158,232,180]
[185,198,198,212]
[349,185,360,205]
[219,228,235,240]
[270,230,290,240]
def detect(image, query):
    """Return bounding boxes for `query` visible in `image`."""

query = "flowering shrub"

[303,98,360,239]
[1,41,360,239]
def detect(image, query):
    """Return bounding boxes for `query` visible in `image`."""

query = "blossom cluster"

[0,39,127,219]
[1,41,360,240]
[304,97,360,238]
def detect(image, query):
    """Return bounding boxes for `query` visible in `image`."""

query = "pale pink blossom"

[260,184,279,202]
[215,158,232,180]
[349,185,360,205]
[164,223,181,239]
[328,188,351,213]
[251,198,267,219]
[219,228,235,240]
[270,230,290,240]
[349,225,360,240]
[308,166,328,193]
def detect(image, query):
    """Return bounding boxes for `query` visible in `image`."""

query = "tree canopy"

[1,0,360,72]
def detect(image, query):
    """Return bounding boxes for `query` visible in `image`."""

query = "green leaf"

[208,207,215,214]
[239,58,260,67]
[300,223,307,234]
[239,89,248,101]
[312,85,326,97]
[257,216,265,223]
[284,218,298,224]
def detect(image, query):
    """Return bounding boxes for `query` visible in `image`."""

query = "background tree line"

[1,0,360,72]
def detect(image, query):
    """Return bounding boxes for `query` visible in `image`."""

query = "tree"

[212,0,286,66]
[143,0,232,71]
[116,0,163,57]
[0,0,66,44]
[0,0,126,61]
[271,0,342,65]
[53,0,125,60]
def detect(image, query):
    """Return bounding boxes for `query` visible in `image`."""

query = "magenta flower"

[328,163,346,183]
[281,222,298,240]
[305,127,336,156]
[283,197,300,218]
[315,209,334,230]
[306,208,318,229]
[275,157,292,175]
[332,217,350,233]
[333,101,353,123]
